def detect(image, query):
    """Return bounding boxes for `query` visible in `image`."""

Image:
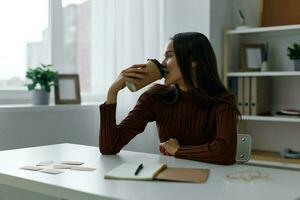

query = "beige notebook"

[104,163,209,183]
[155,167,209,183]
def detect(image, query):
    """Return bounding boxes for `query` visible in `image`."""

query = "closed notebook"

[250,77,271,115]
[237,77,244,114]
[243,77,251,115]
[104,163,209,183]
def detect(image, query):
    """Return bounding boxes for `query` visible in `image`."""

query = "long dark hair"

[149,32,240,139]
[150,32,236,107]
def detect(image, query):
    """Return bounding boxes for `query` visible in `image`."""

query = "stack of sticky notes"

[20,161,96,175]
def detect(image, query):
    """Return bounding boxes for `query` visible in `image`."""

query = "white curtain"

[92,0,165,95]
[91,0,165,153]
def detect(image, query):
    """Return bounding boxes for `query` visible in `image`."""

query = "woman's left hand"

[160,138,180,156]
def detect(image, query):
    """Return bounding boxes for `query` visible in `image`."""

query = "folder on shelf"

[228,77,238,99]
[250,77,271,115]
[243,77,251,115]
[237,77,244,114]
[104,163,209,183]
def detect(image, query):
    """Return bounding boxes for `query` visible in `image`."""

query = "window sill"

[0,102,104,113]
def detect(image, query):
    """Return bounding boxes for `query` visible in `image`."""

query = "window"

[61,0,92,94]
[0,0,104,103]
[56,0,104,99]
[0,0,49,90]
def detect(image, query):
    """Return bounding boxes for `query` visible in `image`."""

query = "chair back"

[235,134,252,163]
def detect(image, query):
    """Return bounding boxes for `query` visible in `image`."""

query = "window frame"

[0,0,104,104]
[0,0,56,103]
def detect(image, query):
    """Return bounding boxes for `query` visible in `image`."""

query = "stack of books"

[276,109,300,117]
[229,77,271,115]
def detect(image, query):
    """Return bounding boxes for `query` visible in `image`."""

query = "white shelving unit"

[227,71,300,77]
[227,24,300,35]
[242,115,300,123]
[223,24,300,123]
[223,24,300,167]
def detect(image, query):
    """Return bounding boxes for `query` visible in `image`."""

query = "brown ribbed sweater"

[99,86,238,165]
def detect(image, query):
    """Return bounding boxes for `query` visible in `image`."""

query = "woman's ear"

[191,61,197,68]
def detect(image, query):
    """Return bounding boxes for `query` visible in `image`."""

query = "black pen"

[134,163,143,176]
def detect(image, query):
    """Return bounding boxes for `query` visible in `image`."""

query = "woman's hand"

[109,64,147,92]
[106,64,148,104]
[159,138,180,156]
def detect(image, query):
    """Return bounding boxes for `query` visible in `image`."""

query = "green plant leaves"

[27,83,36,91]
[25,64,58,92]
[287,42,300,60]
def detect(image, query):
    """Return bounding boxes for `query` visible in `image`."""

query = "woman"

[99,32,240,165]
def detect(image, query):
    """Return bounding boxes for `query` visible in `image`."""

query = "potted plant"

[287,43,300,71]
[26,64,58,105]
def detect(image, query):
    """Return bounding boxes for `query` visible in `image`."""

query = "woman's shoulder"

[134,84,166,108]
[145,84,173,94]
[213,93,238,113]
[138,84,166,101]
[143,84,178,105]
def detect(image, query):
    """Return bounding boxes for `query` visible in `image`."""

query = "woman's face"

[162,40,184,87]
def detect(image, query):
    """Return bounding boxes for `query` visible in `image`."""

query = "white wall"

[0,106,99,151]
[210,0,232,75]
[162,0,210,41]
[232,0,261,27]
[162,0,232,75]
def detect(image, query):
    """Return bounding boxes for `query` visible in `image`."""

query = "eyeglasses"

[226,170,270,182]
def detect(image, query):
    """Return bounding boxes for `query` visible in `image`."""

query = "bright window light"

[0,0,49,89]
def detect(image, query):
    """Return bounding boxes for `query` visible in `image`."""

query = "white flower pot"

[294,59,300,71]
[32,89,50,105]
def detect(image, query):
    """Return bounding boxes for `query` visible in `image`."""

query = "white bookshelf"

[246,150,300,171]
[227,24,300,35]
[223,24,300,124]
[223,24,300,167]
[242,115,300,123]
[227,71,300,77]
[246,159,300,170]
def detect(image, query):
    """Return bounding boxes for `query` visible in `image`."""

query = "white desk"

[0,143,299,200]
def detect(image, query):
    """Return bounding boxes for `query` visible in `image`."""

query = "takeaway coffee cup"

[125,59,165,92]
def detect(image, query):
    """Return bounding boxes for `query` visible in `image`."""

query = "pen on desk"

[134,163,143,176]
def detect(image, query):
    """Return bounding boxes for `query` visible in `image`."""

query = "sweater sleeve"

[174,106,238,165]
[99,93,155,154]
